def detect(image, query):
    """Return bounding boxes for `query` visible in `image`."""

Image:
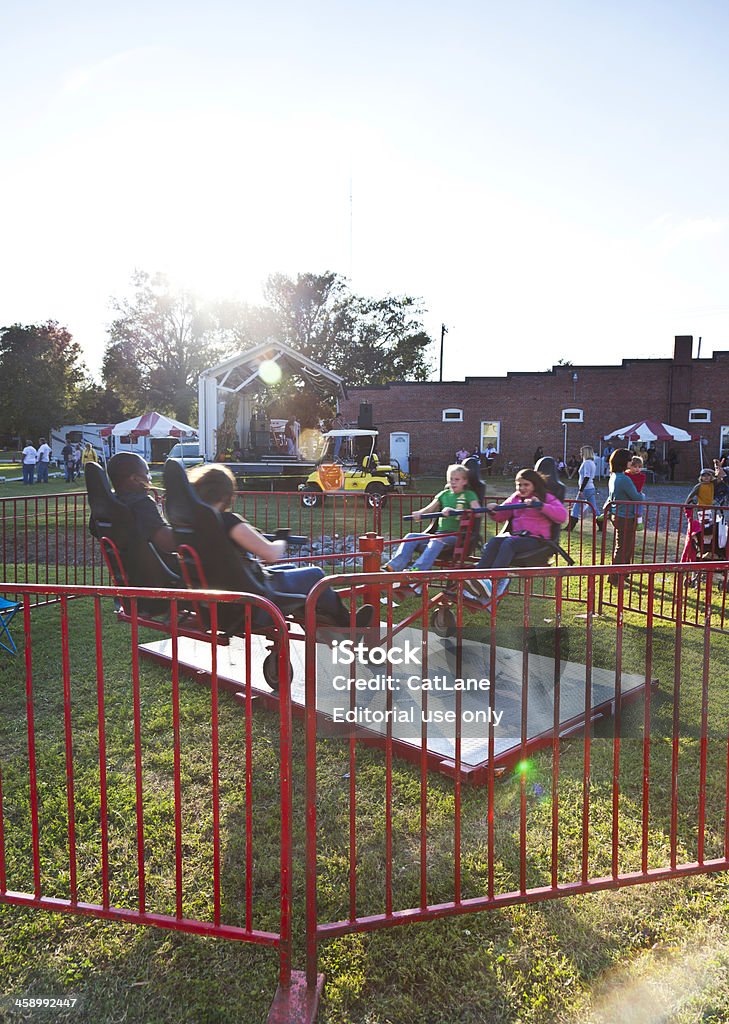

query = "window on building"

[442,408,463,423]
[689,408,711,423]
[480,420,500,452]
[561,408,584,423]
[720,426,729,459]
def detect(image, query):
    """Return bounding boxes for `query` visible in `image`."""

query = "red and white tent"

[603,419,705,468]
[102,412,198,439]
[603,420,695,444]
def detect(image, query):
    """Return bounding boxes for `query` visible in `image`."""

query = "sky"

[2,0,729,382]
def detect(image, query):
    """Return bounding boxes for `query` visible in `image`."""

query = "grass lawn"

[1,565,729,1023]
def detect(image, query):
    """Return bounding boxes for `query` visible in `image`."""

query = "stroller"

[681,504,729,588]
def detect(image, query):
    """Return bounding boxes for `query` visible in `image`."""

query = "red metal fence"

[3,490,729,1017]
[302,559,729,985]
[0,583,294,993]
[4,487,719,582]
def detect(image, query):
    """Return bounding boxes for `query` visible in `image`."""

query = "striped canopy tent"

[603,419,702,468]
[603,420,695,445]
[102,413,198,439]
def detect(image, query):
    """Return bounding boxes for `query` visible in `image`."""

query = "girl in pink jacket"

[475,469,568,600]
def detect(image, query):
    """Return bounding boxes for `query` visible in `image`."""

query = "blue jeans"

[385,532,457,572]
[36,461,49,483]
[576,484,600,518]
[477,534,546,569]
[268,564,344,622]
[65,461,74,482]
[22,464,35,485]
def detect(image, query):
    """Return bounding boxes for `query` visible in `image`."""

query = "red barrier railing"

[303,559,729,985]
[594,501,729,627]
[4,488,721,587]
[0,583,293,994]
[0,491,105,601]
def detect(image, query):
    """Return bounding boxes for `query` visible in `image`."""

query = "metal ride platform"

[139,624,649,784]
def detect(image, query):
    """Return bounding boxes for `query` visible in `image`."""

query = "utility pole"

[439,324,448,382]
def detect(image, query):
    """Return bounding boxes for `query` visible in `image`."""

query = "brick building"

[340,336,725,477]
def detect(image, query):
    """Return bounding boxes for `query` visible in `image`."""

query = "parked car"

[165,442,203,468]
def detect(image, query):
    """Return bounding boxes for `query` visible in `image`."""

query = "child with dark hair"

[604,448,642,585]
[188,464,373,628]
[474,468,568,600]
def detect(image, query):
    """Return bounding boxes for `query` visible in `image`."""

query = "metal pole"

[439,324,447,382]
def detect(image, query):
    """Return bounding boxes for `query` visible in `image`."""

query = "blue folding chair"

[0,597,20,654]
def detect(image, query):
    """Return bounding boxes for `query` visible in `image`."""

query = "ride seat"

[85,462,182,616]
[428,456,487,566]
[163,459,306,632]
[499,456,574,567]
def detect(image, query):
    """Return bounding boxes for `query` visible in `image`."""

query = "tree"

[0,322,88,440]
[102,270,433,428]
[258,272,433,387]
[103,272,233,422]
[72,384,125,425]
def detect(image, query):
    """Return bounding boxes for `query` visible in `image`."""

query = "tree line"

[0,272,433,441]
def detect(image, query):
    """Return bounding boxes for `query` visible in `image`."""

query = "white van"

[165,442,203,467]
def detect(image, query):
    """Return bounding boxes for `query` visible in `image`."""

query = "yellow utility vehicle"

[298,429,407,507]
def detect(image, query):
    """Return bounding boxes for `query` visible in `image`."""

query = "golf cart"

[299,429,407,507]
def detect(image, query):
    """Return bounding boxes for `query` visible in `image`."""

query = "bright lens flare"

[299,428,326,461]
[516,759,531,775]
[259,360,282,385]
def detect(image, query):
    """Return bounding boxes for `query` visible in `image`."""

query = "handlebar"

[263,527,308,548]
[403,501,542,521]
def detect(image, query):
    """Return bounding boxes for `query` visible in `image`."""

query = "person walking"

[36,437,51,484]
[21,440,37,485]
[566,445,603,532]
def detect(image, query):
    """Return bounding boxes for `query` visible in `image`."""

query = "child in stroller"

[682,466,729,584]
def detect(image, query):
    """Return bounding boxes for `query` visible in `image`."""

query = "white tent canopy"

[107,412,198,439]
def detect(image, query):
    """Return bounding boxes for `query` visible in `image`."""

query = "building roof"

[200,340,344,395]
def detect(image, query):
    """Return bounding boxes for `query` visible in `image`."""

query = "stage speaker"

[358,403,374,430]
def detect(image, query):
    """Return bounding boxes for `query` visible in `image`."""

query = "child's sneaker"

[637,517,644,531]
[495,578,510,599]
[473,579,492,602]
